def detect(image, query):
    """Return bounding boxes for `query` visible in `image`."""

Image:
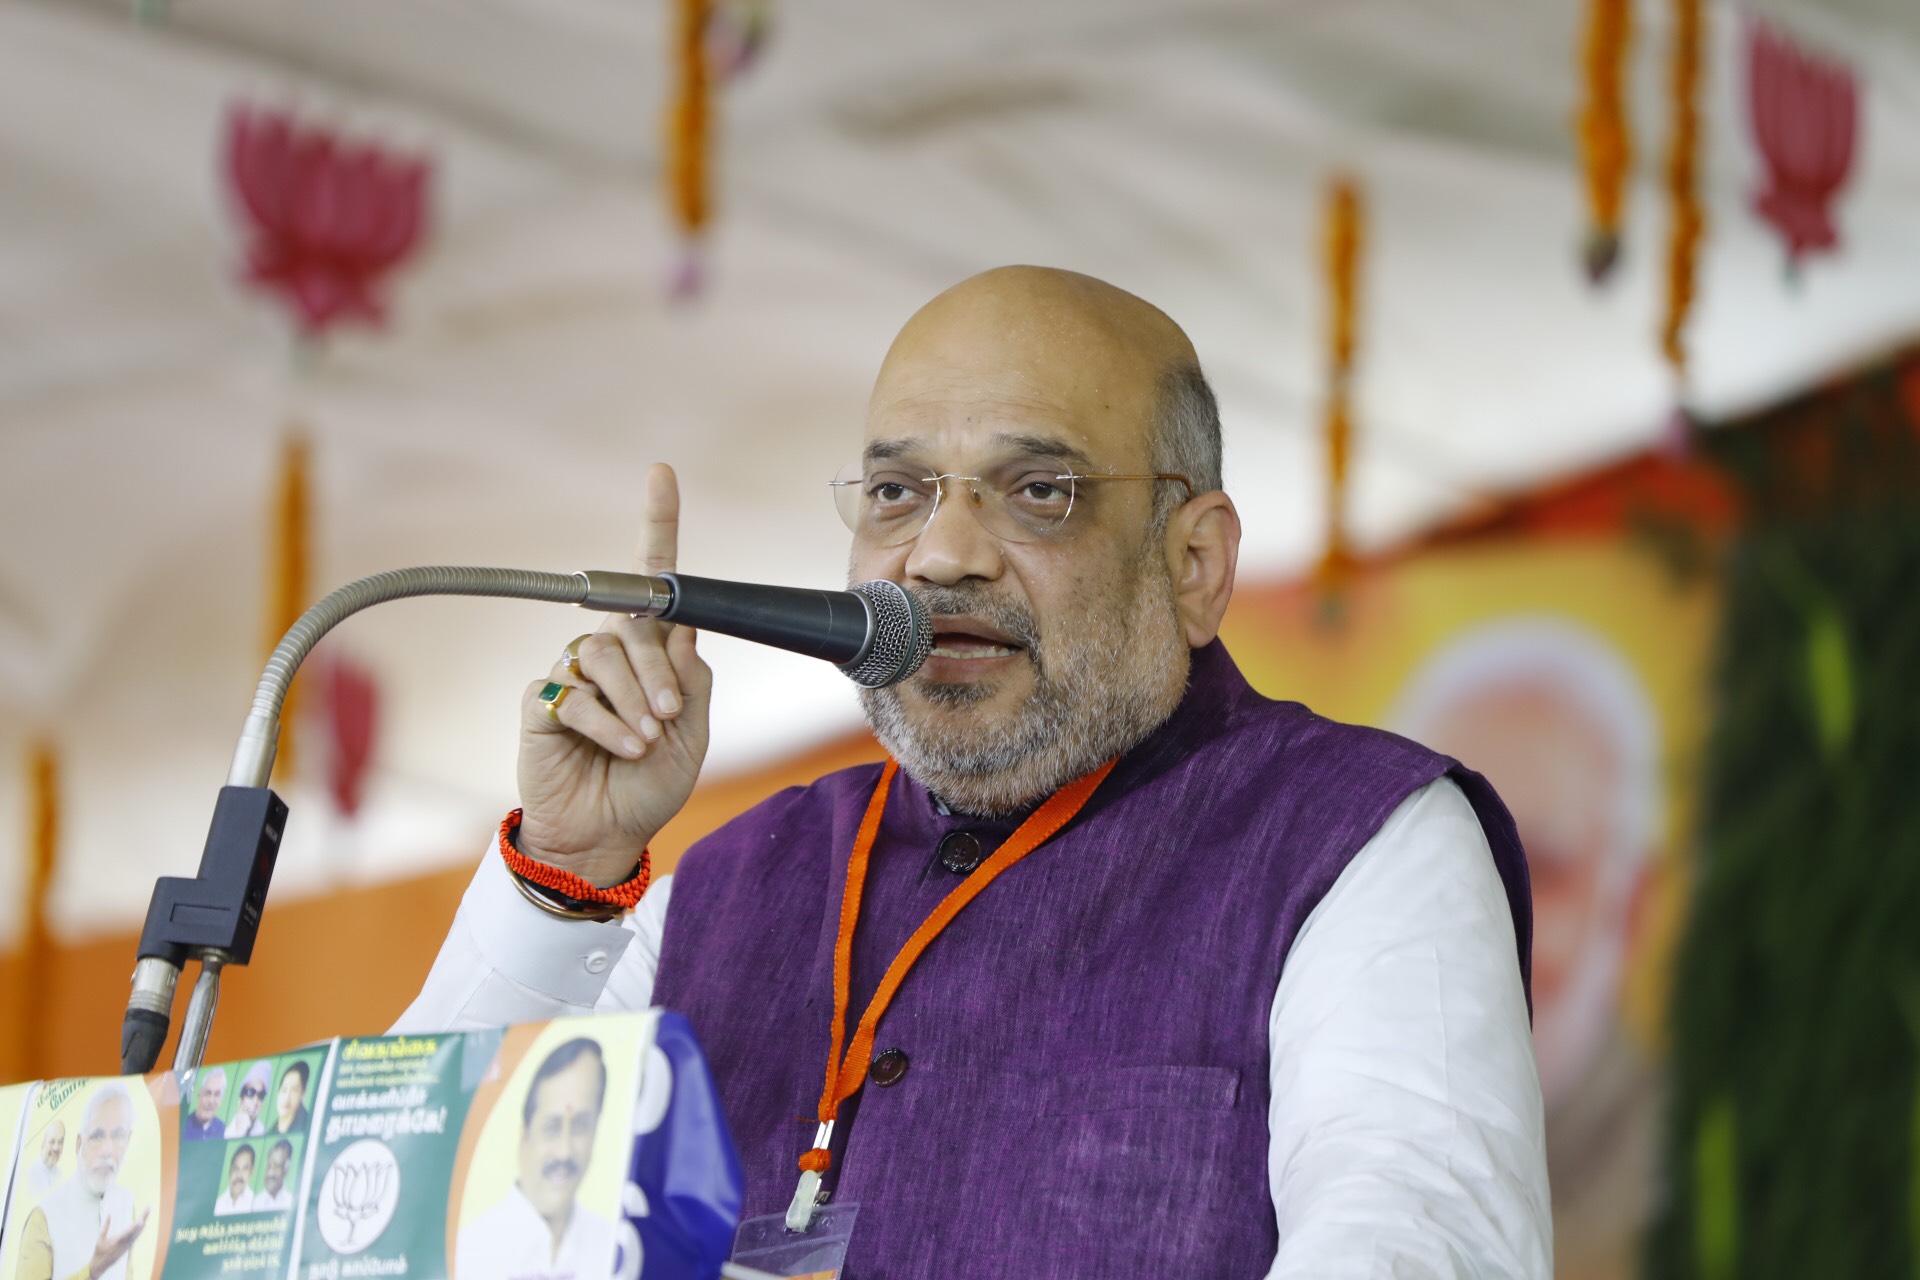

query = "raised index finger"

[638,463,679,576]
[601,463,682,642]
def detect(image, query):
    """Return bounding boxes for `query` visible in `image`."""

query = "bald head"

[869,266,1212,491]
[880,266,1196,386]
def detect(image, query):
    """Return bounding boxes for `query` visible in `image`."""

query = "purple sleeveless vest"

[652,641,1530,1279]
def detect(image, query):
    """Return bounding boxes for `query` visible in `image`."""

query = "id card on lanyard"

[725,1204,860,1278]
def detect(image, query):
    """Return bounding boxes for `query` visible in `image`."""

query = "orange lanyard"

[786,754,1116,1229]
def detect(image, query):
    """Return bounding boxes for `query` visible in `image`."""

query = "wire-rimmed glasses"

[830,458,1194,547]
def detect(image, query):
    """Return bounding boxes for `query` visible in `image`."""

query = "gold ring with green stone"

[538,680,572,723]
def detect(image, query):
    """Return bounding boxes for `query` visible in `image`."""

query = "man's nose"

[904,482,1003,586]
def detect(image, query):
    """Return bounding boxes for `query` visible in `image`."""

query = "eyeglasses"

[241,1085,266,1100]
[830,460,1193,547]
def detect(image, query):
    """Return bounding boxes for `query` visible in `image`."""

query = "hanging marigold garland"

[1660,0,1706,388]
[1319,176,1363,596]
[14,739,59,1082]
[265,431,311,783]
[667,0,715,297]
[1577,0,1634,283]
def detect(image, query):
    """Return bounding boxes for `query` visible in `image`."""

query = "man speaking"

[401,267,1549,1276]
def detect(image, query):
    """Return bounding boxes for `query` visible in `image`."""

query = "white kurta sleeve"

[1262,777,1552,1279]
[390,846,672,1033]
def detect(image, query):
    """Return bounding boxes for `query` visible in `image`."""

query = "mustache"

[540,1159,582,1182]
[909,584,1043,661]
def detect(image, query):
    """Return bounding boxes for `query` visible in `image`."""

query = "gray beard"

[858,563,1190,817]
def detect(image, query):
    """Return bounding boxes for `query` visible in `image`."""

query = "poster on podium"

[0,1074,172,1280]
[167,1045,331,1280]
[0,1084,30,1216]
[0,1011,742,1280]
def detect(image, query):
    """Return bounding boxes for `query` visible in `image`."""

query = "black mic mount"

[122,566,929,1076]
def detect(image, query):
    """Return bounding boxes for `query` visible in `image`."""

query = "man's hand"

[516,464,713,887]
[88,1208,150,1280]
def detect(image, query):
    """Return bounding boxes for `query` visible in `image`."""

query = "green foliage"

[1758,546,1855,762]
[1694,1097,1739,1280]
[1911,1074,1920,1280]
[1646,367,1920,1279]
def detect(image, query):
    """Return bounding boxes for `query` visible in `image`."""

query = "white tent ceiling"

[4,0,1919,938]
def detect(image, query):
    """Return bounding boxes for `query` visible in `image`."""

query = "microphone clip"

[123,786,287,1074]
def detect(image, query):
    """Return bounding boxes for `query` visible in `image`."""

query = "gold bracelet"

[507,865,626,923]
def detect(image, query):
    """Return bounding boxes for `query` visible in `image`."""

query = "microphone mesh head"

[840,580,932,688]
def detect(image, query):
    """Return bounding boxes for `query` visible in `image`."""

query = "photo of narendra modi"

[450,1023,644,1280]
[1,1080,165,1280]
[1390,615,1668,1280]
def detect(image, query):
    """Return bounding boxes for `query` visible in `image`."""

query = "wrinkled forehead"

[863,374,1154,473]
[868,322,1165,465]
[862,425,1102,477]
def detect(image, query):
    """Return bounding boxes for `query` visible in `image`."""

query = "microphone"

[576,572,932,688]
[121,565,930,1076]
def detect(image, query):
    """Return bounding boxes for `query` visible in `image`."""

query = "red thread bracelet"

[498,809,651,911]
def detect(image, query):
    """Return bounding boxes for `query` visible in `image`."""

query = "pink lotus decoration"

[1747,20,1859,267]
[226,104,431,336]
[313,650,380,819]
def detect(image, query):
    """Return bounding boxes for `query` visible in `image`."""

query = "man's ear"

[1164,491,1240,647]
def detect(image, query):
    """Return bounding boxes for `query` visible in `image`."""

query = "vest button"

[937,831,985,874]
[869,1049,909,1087]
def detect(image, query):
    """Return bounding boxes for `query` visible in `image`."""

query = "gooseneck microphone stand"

[120,565,929,1075]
